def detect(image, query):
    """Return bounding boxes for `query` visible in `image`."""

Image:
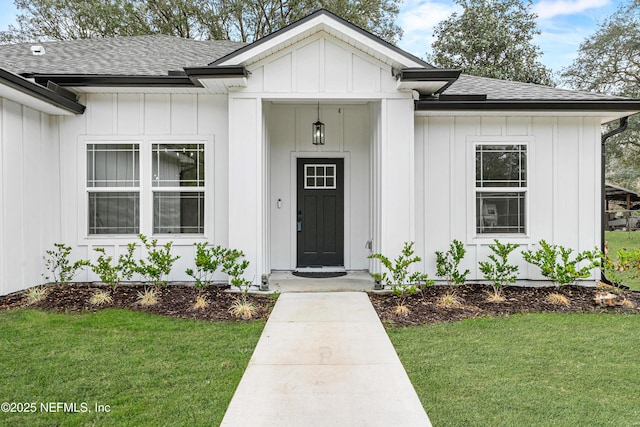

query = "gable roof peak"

[210,8,430,70]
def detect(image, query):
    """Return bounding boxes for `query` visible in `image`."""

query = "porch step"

[267,271,375,292]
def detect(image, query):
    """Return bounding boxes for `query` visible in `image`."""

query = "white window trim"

[78,135,214,246]
[467,136,533,244]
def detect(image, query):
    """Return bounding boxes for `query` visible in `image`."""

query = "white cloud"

[534,0,611,20]
[397,0,462,59]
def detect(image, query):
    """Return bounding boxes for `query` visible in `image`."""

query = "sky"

[0,0,621,75]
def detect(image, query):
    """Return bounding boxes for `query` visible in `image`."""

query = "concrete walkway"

[220,292,431,427]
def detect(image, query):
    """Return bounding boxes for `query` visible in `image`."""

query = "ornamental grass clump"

[435,239,469,307]
[478,239,520,302]
[89,289,113,306]
[522,240,602,305]
[368,241,433,315]
[24,286,47,305]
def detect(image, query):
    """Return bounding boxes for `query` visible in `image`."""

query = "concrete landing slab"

[267,271,375,293]
[220,292,431,427]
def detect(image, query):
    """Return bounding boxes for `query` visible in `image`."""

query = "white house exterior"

[1,10,639,295]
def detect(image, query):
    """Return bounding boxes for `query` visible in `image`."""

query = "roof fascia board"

[33,74,201,88]
[0,68,85,114]
[415,100,640,112]
[211,9,429,69]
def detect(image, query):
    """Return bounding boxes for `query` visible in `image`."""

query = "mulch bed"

[0,283,277,322]
[370,284,640,327]
[1,282,638,326]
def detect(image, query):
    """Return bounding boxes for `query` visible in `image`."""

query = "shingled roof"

[0,35,244,76]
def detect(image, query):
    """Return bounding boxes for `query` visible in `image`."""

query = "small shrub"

[136,234,180,288]
[43,243,90,285]
[91,244,136,291]
[522,240,602,287]
[435,239,470,289]
[368,241,433,309]
[186,242,228,291]
[137,288,159,306]
[90,289,113,306]
[222,249,252,294]
[479,239,520,301]
[24,286,47,304]
[228,295,257,319]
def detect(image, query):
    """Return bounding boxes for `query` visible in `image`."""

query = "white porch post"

[228,96,264,286]
[378,98,415,257]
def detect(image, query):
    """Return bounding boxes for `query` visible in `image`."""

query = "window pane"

[154,192,204,234]
[88,192,139,234]
[87,144,139,187]
[476,192,525,234]
[476,145,526,188]
[153,144,205,187]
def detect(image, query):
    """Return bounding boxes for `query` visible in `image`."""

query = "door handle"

[297,210,302,232]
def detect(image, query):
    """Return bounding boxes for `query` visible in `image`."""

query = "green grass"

[0,309,264,426]
[389,313,640,427]
[605,230,640,290]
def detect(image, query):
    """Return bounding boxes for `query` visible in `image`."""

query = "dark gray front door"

[296,158,344,267]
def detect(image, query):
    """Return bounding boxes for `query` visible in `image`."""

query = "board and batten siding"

[415,115,602,282]
[0,98,61,295]
[57,93,230,283]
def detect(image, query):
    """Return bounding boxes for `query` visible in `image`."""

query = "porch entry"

[296,158,344,267]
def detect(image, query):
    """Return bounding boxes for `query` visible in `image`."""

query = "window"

[86,141,206,236]
[475,144,526,234]
[87,144,140,234]
[304,164,336,189]
[152,143,205,234]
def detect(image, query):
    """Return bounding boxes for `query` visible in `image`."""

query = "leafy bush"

[522,240,602,287]
[43,243,90,285]
[91,244,136,291]
[185,243,228,291]
[221,249,252,294]
[368,242,433,309]
[435,239,470,288]
[136,234,180,288]
[479,239,520,300]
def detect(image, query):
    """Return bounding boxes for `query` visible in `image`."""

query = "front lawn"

[389,313,640,427]
[606,230,640,290]
[0,309,263,426]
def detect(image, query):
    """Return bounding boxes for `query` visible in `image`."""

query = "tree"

[428,0,554,86]
[562,1,640,96]
[0,0,403,44]
[562,1,640,192]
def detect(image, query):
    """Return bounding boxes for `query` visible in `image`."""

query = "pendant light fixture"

[312,102,325,145]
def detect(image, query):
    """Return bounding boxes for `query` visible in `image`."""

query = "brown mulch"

[0,283,277,322]
[1,282,639,326]
[370,284,640,327]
